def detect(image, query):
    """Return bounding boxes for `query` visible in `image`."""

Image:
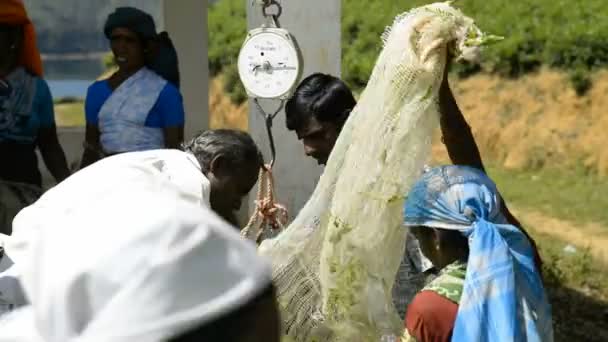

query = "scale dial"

[238,27,302,99]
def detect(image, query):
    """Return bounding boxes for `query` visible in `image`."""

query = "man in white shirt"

[0,129,263,316]
[0,168,279,341]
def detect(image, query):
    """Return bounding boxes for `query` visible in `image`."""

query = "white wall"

[163,0,209,139]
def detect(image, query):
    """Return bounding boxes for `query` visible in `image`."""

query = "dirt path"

[510,206,608,265]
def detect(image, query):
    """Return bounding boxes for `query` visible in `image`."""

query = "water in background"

[48,80,92,99]
[44,58,103,100]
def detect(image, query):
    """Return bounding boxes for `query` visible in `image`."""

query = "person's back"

[3,149,211,284]
[0,170,279,341]
[50,149,210,207]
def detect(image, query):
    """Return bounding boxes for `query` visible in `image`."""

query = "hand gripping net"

[259,2,500,341]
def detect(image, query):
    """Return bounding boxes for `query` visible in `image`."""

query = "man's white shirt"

[0,150,211,316]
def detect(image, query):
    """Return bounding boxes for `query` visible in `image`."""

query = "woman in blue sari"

[401,165,553,342]
[80,7,184,168]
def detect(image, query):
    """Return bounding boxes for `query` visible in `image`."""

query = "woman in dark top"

[0,0,70,235]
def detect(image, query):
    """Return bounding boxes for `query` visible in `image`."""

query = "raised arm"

[438,66,485,172]
[437,60,541,271]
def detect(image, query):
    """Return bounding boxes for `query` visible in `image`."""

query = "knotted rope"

[241,164,288,244]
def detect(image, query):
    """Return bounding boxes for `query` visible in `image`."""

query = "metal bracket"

[253,98,284,168]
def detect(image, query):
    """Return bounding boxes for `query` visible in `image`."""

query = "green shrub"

[208,0,248,102]
[223,65,248,104]
[343,0,608,94]
[102,52,116,70]
[569,66,593,96]
[210,0,608,103]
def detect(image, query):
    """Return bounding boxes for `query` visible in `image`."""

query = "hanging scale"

[238,0,302,241]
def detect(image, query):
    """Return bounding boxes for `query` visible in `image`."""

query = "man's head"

[285,73,356,165]
[183,130,263,221]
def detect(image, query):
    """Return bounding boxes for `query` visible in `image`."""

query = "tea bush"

[210,0,608,102]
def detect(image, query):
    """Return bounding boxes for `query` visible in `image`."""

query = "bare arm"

[37,125,70,183]
[80,124,102,169]
[438,62,542,271]
[163,126,184,149]
[438,70,485,172]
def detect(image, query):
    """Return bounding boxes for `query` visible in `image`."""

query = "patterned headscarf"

[404,165,553,342]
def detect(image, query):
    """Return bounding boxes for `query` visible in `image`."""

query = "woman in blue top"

[80,7,185,168]
[0,1,70,235]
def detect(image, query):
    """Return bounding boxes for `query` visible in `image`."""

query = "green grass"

[488,165,608,227]
[526,227,608,299]
[54,101,85,127]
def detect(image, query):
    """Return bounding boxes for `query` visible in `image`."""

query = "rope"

[241,164,288,244]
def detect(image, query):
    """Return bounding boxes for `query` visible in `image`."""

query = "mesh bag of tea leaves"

[258,2,501,340]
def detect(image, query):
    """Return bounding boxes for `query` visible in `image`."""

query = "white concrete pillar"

[163,0,209,139]
[246,0,341,217]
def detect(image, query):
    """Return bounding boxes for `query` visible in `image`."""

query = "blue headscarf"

[404,165,553,342]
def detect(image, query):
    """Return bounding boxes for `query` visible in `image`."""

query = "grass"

[526,223,608,341]
[488,165,608,227]
[526,226,608,299]
[54,101,85,127]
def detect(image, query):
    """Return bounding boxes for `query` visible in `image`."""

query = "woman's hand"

[80,124,103,169]
[38,125,70,183]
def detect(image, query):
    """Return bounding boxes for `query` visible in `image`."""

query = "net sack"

[259,2,500,340]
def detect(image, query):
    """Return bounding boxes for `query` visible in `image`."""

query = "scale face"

[237,27,302,100]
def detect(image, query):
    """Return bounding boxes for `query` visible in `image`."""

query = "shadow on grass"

[547,284,608,342]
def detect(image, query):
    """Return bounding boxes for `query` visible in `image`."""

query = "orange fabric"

[405,291,458,342]
[0,0,43,76]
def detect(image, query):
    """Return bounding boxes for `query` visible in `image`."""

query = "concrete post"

[246,0,341,217]
[163,0,209,139]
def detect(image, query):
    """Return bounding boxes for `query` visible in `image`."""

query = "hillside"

[433,69,608,176]
[208,69,608,341]
[210,0,608,101]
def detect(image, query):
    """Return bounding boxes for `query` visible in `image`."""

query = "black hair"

[182,129,263,174]
[436,229,469,255]
[167,284,278,342]
[285,73,356,132]
[411,225,469,260]
[104,7,157,41]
